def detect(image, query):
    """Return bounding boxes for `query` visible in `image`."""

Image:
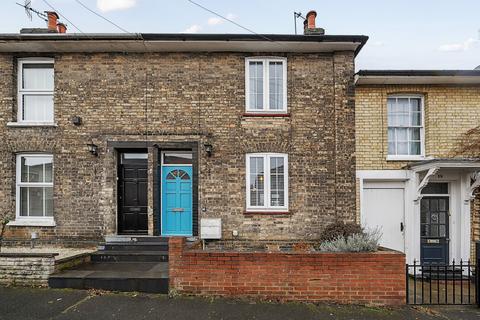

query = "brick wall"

[0,51,357,244]
[0,253,56,286]
[169,237,406,305]
[356,85,480,170]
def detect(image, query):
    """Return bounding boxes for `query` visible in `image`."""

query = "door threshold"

[106,235,162,242]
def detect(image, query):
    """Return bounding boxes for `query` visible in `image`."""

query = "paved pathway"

[1,287,480,320]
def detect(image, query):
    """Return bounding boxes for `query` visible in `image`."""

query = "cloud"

[207,13,236,26]
[370,41,385,47]
[438,38,478,52]
[97,0,136,12]
[183,24,202,33]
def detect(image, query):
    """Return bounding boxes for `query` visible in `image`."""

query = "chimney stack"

[57,23,67,34]
[45,11,59,31]
[303,10,325,35]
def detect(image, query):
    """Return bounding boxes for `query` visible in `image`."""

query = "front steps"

[49,237,169,293]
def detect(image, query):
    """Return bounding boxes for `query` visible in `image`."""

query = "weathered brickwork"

[169,237,406,305]
[0,254,56,286]
[0,51,357,245]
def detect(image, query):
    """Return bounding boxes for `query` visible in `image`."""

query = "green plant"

[0,217,9,237]
[0,217,9,252]
[318,228,382,252]
[318,221,363,243]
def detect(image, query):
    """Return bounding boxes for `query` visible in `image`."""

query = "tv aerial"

[293,12,306,35]
[16,0,48,22]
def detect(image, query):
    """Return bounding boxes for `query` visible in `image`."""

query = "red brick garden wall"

[169,237,406,305]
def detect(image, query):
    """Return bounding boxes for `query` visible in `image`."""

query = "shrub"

[319,221,363,242]
[318,227,382,252]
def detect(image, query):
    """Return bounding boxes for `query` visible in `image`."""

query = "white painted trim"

[17,58,54,123]
[7,122,57,127]
[387,155,426,161]
[357,169,410,181]
[245,57,287,113]
[386,94,425,159]
[460,173,472,262]
[410,161,480,173]
[415,167,440,202]
[246,153,288,212]
[7,218,56,227]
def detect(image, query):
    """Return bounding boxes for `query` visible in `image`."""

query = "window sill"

[7,122,57,127]
[242,113,290,117]
[244,211,290,216]
[386,155,426,161]
[7,219,56,227]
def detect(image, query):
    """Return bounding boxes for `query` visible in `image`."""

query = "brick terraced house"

[0,12,368,247]
[356,70,480,265]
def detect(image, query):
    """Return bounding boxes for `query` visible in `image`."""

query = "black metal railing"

[406,259,478,305]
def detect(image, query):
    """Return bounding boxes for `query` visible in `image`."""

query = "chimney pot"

[57,23,67,34]
[306,10,317,29]
[45,11,59,31]
[303,10,325,35]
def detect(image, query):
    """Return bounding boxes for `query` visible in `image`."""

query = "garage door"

[362,181,405,252]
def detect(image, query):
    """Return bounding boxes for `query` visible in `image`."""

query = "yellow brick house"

[355,70,480,265]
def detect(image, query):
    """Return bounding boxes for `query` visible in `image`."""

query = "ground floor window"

[246,153,288,211]
[16,154,53,218]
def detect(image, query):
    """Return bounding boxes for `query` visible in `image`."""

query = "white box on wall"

[200,218,222,239]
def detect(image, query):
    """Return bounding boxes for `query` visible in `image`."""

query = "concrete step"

[99,242,169,252]
[104,235,169,243]
[91,251,169,263]
[49,262,169,294]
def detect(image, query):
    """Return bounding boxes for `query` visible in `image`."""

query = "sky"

[1,0,480,70]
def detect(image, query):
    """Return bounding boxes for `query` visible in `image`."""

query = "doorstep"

[49,236,169,293]
[49,261,169,293]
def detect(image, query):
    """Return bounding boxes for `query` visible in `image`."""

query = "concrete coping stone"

[0,252,59,258]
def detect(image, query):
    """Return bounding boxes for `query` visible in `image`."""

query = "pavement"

[1,286,480,320]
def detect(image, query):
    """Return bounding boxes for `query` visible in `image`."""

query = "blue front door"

[161,166,193,236]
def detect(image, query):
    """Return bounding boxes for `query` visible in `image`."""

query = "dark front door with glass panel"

[420,197,449,265]
[118,153,148,234]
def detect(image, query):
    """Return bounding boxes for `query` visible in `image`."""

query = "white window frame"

[12,153,55,226]
[17,58,55,124]
[246,153,288,212]
[386,94,425,161]
[245,57,287,113]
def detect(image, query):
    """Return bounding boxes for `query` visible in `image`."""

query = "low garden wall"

[169,237,406,305]
[0,251,91,287]
[0,253,57,286]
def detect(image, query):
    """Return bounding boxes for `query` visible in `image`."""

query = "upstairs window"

[246,153,288,211]
[387,95,424,158]
[17,58,54,123]
[245,57,287,113]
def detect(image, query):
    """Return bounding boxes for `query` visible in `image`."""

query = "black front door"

[118,153,148,234]
[420,197,449,265]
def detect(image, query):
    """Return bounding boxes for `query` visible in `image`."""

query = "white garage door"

[362,182,405,252]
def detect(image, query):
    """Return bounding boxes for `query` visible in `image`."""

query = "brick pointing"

[169,237,406,305]
[356,85,480,170]
[0,51,357,244]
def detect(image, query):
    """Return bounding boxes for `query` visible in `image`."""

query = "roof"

[405,158,480,172]
[0,33,368,55]
[355,69,480,85]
